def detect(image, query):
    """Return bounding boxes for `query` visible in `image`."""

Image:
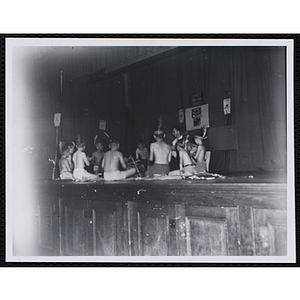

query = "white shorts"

[60,172,73,180]
[73,168,99,181]
[104,170,126,181]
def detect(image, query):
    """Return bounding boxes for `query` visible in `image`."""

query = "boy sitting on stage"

[193,126,208,173]
[58,143,73,180]
[147,129,172,177]
[102,139,136,181]
[135,141,149,176]
[73,139,100,181]
[66,141,75,173]
[92,142,105,175]
[176,141,196,178]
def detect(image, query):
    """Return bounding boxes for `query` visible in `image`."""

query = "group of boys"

[58,125,207,182]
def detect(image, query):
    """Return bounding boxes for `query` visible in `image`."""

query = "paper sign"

[179,109,184,123]
[223,98,231,115]
[54,113,61,126]
[99,120,106,130]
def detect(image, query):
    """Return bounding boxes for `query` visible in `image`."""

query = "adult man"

[170,126,186,171]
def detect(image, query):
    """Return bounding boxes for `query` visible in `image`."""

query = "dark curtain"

[15,46,286,179]
[128,46,286,173]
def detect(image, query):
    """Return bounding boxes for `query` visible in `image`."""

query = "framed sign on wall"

[185,104,209,131]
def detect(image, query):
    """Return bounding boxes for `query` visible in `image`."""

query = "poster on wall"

[99,120,106,130]
[185,104,209,131]
[179,109,184,124]
[223,98,231,115]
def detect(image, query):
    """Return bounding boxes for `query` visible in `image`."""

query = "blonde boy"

[73,140,100,181]
[102,140,136,181]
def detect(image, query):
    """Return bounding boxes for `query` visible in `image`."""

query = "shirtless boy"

[92,142,105,174]
[73,140,100,181]
[176,141,196,177]
[193,126,207,173]
[102,140,136,181]
[59,146,73,180]
[66,142,75,173]
[147,130,172,176]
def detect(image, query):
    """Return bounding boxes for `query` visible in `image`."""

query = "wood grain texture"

[253,208,287,256]
[137,211,170,256]
[37,202,54,251]
[186,216,228,256]
[35,178,288,257]
[238,206,255,256]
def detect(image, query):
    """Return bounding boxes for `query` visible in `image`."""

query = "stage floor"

[44,171,287,186]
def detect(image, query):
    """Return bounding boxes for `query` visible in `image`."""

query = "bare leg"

[125,168,136,178]
[85,173,101,181]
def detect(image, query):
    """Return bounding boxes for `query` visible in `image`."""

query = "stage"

[19,171,286,258]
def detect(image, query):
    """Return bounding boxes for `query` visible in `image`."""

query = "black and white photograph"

[5,37,295,264]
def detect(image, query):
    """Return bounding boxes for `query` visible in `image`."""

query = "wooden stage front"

[33,171,287,257]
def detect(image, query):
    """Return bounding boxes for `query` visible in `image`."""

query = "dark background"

[12,45,286,179]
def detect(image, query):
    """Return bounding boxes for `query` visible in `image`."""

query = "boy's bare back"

[194,144,206,163]
[73,151,89,169]
[59,157,71,173]
[150,141,171,164]
[102,150,126,172]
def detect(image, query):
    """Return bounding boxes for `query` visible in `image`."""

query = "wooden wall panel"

[37,202,54,251]
[93,209,117,256]
[35,181,288,257]
[225,207,241,256]
[64,204,88,256]
[238,206,255,255]
[253,208,287,256]
[137,212,170,256]
[186,217,228,256]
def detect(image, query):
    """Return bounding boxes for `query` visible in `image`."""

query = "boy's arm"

[59,159,69,172]
[119,152,127,169]
[135,148,139,160]
[149,144,154,162]
[91,152,96,164]
[58,159,63,172]
[146,148,149,163]
[194,145,202,161]
[195,145,206,162]
[167,145,172,163]
[65,159,72,172]
[101,154,105,169]
[83,152,90,166]
[179,151,183,170]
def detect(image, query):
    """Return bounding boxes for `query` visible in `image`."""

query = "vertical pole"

[52,126,59,180]
[52,70,63,180]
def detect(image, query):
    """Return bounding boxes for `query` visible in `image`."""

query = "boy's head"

[153,130,165,141]
[109,139,120,150]
[194,126,207,142]
[190,143,198,154]
[95,142,104,151]
[60,143,70,158]
[62,149,70,158]
[76,139,86,150]
[66,142,75,154]
[137,142,145,150]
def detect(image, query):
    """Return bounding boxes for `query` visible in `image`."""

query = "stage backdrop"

[13,46,286,178]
